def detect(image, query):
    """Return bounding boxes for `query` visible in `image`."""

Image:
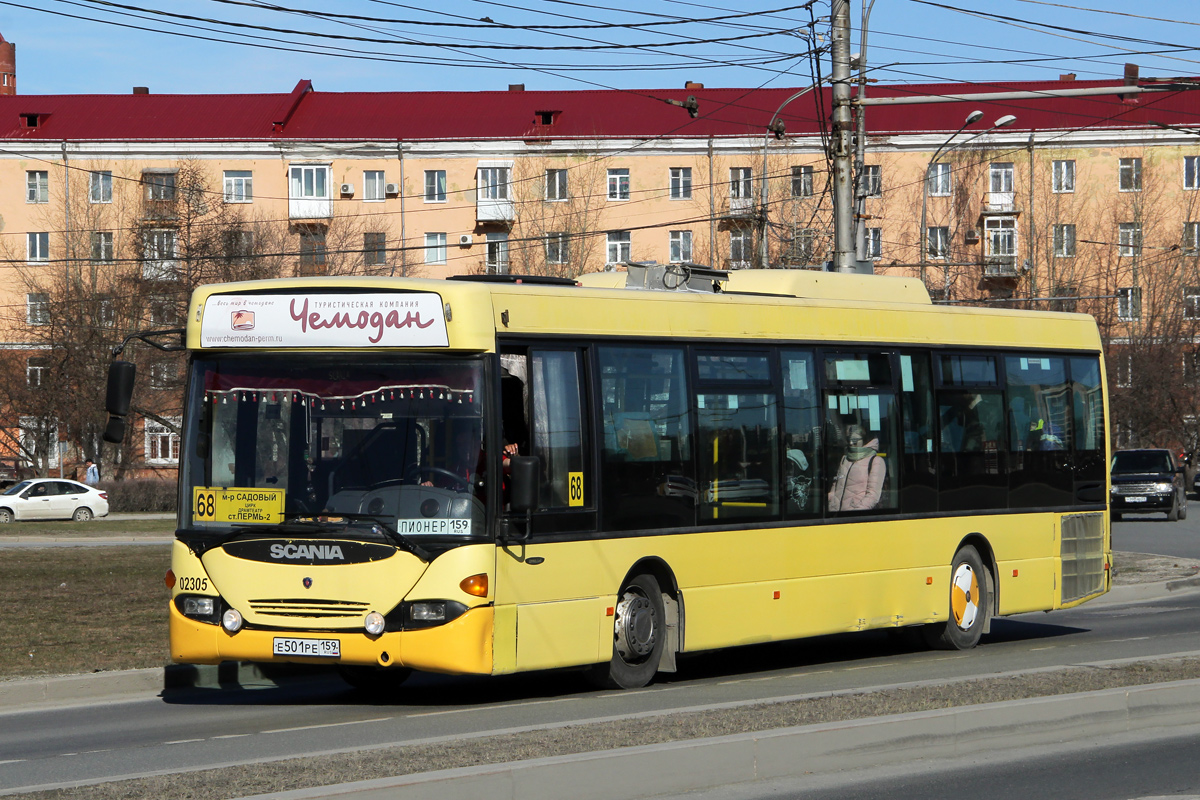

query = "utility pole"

[853,1,876,268]
[830,0,855,272]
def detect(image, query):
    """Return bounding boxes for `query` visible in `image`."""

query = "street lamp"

[919,112,1017,282]
[759,84,820,269]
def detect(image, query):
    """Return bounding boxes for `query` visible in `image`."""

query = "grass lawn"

[0,518,176,538]
[0,545,171,679]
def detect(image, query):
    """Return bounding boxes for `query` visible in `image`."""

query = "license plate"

[273,637,340,658]
[1126,496,1147,503]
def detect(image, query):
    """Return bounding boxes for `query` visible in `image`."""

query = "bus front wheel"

[924,545,989,651]
[586,574,665,690]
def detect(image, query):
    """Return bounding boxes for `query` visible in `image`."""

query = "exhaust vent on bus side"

[1060,512,1106,603]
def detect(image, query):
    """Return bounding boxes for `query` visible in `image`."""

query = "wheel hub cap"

[614,590,656,660]
[950,563,979,631]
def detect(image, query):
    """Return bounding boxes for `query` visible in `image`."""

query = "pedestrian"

[84,458,99,486]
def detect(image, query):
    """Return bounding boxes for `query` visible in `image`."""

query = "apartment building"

[2,75,1200,474]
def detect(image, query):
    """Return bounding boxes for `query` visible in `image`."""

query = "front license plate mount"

[272,637,341,658]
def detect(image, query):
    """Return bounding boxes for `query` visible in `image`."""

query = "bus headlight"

[184,597,214,617]
[222,608,244,633]
[364,611,385,635]
[410,602,446,622]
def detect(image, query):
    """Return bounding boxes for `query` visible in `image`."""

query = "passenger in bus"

[827,424,886,512]
[422,423,484,492]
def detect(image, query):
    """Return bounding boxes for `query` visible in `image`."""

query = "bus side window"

[781,351,821,518]
[598,346,696,531]
[529,350,585,509]
[1070,356,1106,503]
[822,351,899,515]
[898,352,937,514]
[1007,355,1072,508]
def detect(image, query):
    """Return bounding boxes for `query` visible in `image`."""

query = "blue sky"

[2,1,1198,95]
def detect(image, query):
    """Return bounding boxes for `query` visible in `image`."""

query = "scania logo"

[269,543,345,561]
[303,577,313,589]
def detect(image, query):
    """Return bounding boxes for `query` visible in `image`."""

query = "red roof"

[2,79,1199,142]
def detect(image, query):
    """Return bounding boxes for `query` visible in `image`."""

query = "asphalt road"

[1113,498,1200,560]
[3,507,1198,795]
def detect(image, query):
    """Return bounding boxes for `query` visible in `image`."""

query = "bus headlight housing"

[364,611,386,635]
[222,608,244,633]
[401,600,469,629]
[175,594,220,624]
[410,602,445,622]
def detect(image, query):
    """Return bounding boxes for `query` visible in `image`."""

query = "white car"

[0,479,110,522]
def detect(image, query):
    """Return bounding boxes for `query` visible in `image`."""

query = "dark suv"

[1110,448,1187,521]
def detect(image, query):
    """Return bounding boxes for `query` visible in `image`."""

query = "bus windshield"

[184,355,488,539]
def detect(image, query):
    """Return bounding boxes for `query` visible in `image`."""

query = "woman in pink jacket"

[827,424,886,512]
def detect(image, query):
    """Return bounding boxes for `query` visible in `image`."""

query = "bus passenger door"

[495,347,603,673]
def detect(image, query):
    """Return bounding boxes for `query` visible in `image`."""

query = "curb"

[234,679,1200,800]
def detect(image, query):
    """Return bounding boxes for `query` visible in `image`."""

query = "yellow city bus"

[149,267,1109,690]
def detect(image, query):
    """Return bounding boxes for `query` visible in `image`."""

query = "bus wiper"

[308,512,432,562]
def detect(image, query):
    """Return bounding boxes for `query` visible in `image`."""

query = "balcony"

[981,192,1020,215]
[289,197,332,220]
[476,196,515,224]
[725,196,756,218]
[982,255,1020,278]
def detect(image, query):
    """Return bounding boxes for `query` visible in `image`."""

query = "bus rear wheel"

[586,574,665,690]
[923,545,989,651]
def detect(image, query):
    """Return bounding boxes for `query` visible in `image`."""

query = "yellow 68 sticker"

[567,472,584,507]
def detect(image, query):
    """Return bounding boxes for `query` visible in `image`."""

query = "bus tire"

[586,573,665,690]
[337,665,412,693]
[923,545,988,651]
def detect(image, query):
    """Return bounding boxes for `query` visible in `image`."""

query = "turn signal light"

[164,569,176,589]
[460,574,489,597]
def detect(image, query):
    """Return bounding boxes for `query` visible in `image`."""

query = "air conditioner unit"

[458,234,473,246]
[385,183,400,196]
[339,183,354,196]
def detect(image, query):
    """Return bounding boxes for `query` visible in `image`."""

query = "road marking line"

[846,662,898,670]
[212,734,252,739]
[262,717,391,734]
[408,697,574,718]
[1030,646,1056,651]
[1104,636,1151,642]
[164,739,205,745]
[0,759,26,765]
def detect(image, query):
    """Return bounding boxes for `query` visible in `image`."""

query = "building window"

[1185,286,1200,320]
[1186,156,1200,191]
[27,293,49,326]
[1050,283,1078,313]
[1052,223,1076,257]
[1052,160,1075,193]
[545,169,568,201]
[926,163,951,196]
[1119,157,1142,192]
[20,416,59,469]
[730,167,753,200]
[26,171,48,203]
[866,227,882,260]
[1117,287,1141,321]
[607,169,630,201]
[424,170,446,202]
[986,217,1016,258]
[363,170,385,202]
[142,229,177,279]
[669,230,692,263]
[478,166,511,200]
[788,227,814,264]
[424,232,447,265]
[670,167,692,200]
[1119,222,1142,257]
[149,361,177,389]
[792,165,814,198]
[1186,222,1200,255]
[145,418,181,465]
[363,232,386,266]
[485,232,509,274]
[91,231,114,263]
[89,171,112,204]
[289,165,329,199]
[298,229,327,271]
[863,164,882,197]
[927,226,949,259]
[606,230,631,264]
[27,356,47,388]
[221,229,254,262]
[545,232,569,265]
[730,228,753,267]
[143,171,176,202]
[223,170,252,203]
[27,232,49,262]
[989,162,1014,194]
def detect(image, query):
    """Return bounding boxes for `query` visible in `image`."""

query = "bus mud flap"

[658,592,680,673]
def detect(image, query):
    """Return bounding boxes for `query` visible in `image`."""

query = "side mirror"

[102,415,126,444]
[509,456,540,514]
[105,361,136,416]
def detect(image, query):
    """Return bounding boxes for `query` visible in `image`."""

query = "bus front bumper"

[169,602,494,675]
